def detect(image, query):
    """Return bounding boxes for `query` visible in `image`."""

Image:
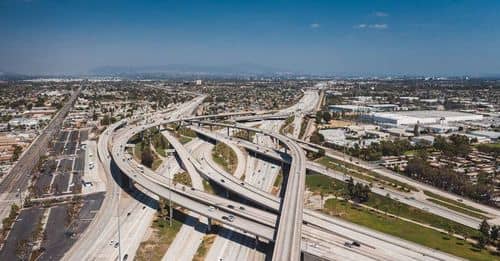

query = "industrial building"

[369,110,483,126]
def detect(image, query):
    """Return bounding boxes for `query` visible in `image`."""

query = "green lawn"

[274,170,284,188]
[178,136,192,144]
[323,199,498,261]
[365,193,481,238]
[202,180,214,194]
[307,171,481,239]
[305,171,347,195]
[212,142,237,174]
[173,172,192,186]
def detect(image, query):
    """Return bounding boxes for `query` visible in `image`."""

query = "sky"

[1,0,499,76]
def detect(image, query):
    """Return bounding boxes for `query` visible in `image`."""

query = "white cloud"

[369,24,388,29]
[375,11,389,17]
[310,23,320,29]
[354,23,388,30]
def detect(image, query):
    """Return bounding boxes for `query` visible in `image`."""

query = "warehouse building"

[369,110,483,126]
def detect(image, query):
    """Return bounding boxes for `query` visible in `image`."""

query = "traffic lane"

[113,145,275,240]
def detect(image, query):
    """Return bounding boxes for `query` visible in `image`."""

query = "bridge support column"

[227,127,230,137]
[207,217,212,232]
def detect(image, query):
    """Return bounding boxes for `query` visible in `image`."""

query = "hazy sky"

[1,0,499,75]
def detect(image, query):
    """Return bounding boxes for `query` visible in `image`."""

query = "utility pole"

[117,190,122,260]
[168,164,172,227]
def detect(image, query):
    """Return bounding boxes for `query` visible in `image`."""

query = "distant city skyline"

[1,0,499,76]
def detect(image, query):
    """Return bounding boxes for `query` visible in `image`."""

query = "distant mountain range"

[89,63,289,75]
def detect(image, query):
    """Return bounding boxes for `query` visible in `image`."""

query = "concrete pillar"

[227,127,230,136]
[207,217,212,232]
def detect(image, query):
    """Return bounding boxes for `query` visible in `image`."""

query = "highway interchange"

[59,89,500,260]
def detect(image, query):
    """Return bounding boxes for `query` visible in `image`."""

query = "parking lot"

[0,128,96,259]
[33,129,89,197]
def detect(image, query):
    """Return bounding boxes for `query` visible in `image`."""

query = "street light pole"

[117,190,122,260]
[168,164,172,227]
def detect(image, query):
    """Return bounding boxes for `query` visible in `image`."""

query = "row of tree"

[478,220,500,250]
[405,157,493,204]
[433,134,472,157]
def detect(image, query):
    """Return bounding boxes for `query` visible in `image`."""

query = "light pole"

[168,164,172,227]
[117,190,122,260]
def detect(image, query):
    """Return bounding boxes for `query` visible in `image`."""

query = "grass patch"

[133,141,144,161]
[272,170,284,195]
[316,156,416,192]
[299,118,308,139]
[178,136,192,144]
[212,142,238,174]
[173,172,192,186]
[365,193,480,238]
[193,234,217,261]
[306,171,346,196]
[152,158,163,171]
[152,132,169,157]
[423,190,488,215]
[274,170,283,188]
[323,199,497,261]
[0,204,20,244]
[279,115,295,135]
[307,171,481,239]
[135,214,183,261]
[202,180,214,194]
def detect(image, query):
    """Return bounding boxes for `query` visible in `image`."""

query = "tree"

[141,147,154,168]
[309,130,324,145]
[315,111,323,124]
[322,111,331,123]
[346,177,354,197]
[11,145,22,162]
[490,225,499,241]
[477,235,488,249]
[480,219,491,237]
[413,124,420,137]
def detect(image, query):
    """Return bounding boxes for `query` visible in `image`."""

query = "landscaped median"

[212,142,238,174]
[136,199,184,261]
[279,115,295,135]
[129,130,164,171]
[305,171,499,261]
